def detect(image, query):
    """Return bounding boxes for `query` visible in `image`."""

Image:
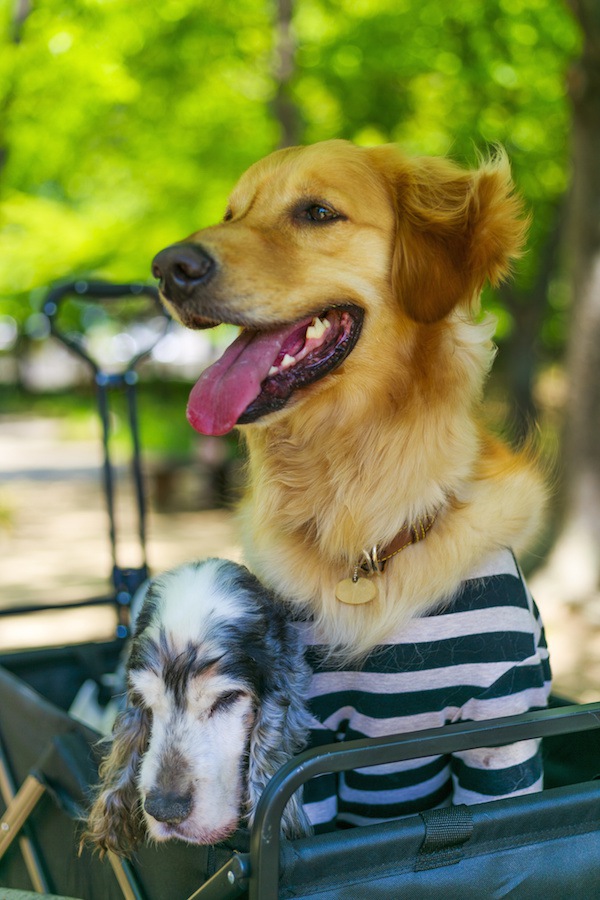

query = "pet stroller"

[0,283,599,900]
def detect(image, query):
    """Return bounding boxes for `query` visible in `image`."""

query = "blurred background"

[0,0,599,699]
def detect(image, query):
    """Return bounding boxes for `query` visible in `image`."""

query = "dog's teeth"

[306,317,329,340]
[305,318,319,340]
[269,354,296,374]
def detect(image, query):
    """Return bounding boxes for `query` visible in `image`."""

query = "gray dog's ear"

[81,704,150,858]
[246,685,312,839]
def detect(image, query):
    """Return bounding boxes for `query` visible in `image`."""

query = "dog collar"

[335,513,437,605]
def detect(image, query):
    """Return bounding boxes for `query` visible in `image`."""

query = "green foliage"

[292,0,579,290]
[0,0,277,306]
[0,0,580,353]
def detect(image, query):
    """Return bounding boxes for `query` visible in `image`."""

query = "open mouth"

[186,304,364,436]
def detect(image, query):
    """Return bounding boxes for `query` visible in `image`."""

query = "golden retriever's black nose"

[144,789,193,825]
[152,242,215,301]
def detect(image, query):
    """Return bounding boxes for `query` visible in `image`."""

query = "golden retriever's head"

[152,140,527,436]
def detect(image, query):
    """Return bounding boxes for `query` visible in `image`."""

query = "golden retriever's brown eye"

[305,204,338,222]
[291,198,345,225]
[223,207,233,221]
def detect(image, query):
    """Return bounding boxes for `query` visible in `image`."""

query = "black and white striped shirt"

[300,549,551,832]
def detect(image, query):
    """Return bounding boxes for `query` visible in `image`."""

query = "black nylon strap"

[126,376,148,559]
[95,376,118,574]
[96,372,149,604]
[415,804,474,870]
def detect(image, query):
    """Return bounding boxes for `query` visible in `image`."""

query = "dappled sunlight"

[0,417,241,653]
[0,605,118,653]
[0,476,241,610]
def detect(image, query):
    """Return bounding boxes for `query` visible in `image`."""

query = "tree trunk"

[498,202,564,440]
[563,0,600,555]
[271,0,302,148]
[531,0,600,697]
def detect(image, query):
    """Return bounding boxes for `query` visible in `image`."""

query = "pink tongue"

[187,323,306,436]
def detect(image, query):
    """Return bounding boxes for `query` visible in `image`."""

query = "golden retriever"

[152,139,545,660]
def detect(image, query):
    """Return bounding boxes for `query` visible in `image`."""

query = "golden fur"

[160,140,545,659]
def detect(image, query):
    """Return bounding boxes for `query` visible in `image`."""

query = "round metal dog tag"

[335,576,377,605]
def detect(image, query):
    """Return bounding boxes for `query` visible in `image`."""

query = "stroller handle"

[41,279,172,622]
[43,280,168,375]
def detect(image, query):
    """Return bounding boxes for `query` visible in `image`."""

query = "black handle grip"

[42,280,168,374]
[43,279,160,312]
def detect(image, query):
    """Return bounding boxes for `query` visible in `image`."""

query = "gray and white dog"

[84,559,312,857]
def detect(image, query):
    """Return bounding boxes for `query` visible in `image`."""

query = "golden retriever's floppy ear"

[372,146,528,323]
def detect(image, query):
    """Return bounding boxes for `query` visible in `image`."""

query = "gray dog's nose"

[144,789,193,825]
[152,242,215,298]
